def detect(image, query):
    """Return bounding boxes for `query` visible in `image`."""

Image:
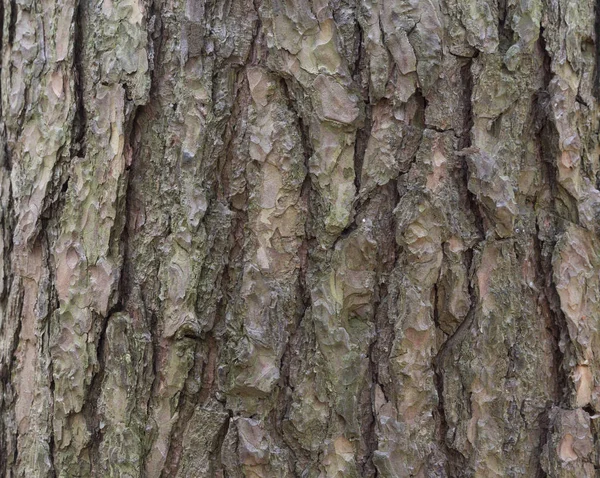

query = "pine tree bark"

[1,0,600,476]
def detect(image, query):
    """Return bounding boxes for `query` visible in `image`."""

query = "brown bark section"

[1,0,600,476]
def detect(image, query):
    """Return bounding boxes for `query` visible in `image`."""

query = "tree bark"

[1,0,600,476]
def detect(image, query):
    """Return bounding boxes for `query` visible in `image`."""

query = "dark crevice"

[0,279,24,474]
[217,67,249,202]
[459,54,477,148]
[594,0,600,99]
[463,162,486,238]
[531,31,574,475]
[13,85,29,141]
[160,203,235,476]
[276,255,309,395]
[146,0,163,80]
[8,0,16,46]
[497,0,508,30]
[353,103,371,194]
[457,55,485,239]
[121,111,161,468]
[431,283,441,332]
[0,0,3,180]
[360,181,399,477]
[208,172,242,473]
[535,29,571,411]
[275,74,316,473]
[2,140,11,171]
[280,74,315,249]
[540,239,571,407]
[86,44,149,471]
[40,197,65,478]
[146,309,160,432]
[534,407,550,478]
[417,87,429,111]
[118,0,166,450]
[210,240,238,475]
[47,361,57,478]
[271,234,311,468]
[456,55,478,248]
[331,216,360,250]
[83,304,123,473]
[70,0,87,160]
[497,0,514,55]
[0,140,14,315]
[352,15,364,81]
[538,28,579,225]
[537,27,553,106]
[280,78,314,160]
[159,338,203,478]
[363,283,387,476]
[268,143,313,472]
[271,331,305,472]
[533,192,568,408]
[249,0,262,65]
[433,245,477,475]
[427,125,455,134]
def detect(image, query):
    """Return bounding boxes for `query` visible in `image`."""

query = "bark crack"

[594,0,600,99]
[433,249,476,474]
[70,0,87,161]
[7,0,16,47]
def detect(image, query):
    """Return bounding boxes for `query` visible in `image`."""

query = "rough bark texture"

[1,0,600,476]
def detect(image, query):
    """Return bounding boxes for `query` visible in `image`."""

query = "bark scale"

[1,0,600,476]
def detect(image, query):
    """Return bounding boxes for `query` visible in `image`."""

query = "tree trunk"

[1,0,600,476]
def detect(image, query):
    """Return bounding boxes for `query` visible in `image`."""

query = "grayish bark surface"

[1,0,600,476]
